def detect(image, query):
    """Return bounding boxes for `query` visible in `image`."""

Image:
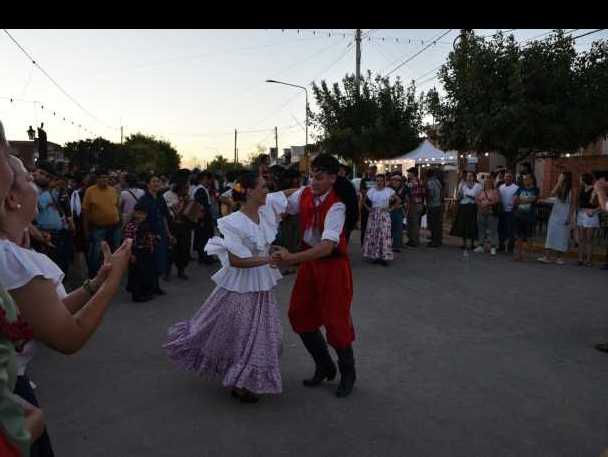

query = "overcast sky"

[1,29,604,168]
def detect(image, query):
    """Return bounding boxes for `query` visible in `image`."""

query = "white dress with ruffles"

[204,191,287,293]
[164,192,288,394]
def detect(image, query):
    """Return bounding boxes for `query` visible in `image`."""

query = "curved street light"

[265,79,309,171]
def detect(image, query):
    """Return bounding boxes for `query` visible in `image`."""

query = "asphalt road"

[31,234,608,457]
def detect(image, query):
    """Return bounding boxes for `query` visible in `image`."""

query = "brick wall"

[540,156,608,197]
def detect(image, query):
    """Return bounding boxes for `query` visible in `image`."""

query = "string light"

[277,29,452,46]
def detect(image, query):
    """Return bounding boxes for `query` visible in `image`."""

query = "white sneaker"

[537,256,551,264]
[555,258,566,265]
[474,246,485,254]
[490,248,496,256]
[463,249,470,257]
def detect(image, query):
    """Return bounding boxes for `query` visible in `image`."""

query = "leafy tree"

[122,133,181,175]
[309,71,424,166]
[65,133,181,174]
[424,87,442,126]
[207,154,246,174]
[437,29,608,168]
[574,39,608,148]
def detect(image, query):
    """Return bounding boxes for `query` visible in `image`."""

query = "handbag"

[183,200,204,224]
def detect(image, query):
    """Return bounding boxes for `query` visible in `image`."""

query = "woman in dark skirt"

[451,171,482,252]
[167,183,196,280]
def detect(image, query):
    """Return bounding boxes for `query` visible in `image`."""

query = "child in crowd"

[124,203,158,302]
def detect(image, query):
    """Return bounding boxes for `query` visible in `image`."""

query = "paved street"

[31,234,608,457]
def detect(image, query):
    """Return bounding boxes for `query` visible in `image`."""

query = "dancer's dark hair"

[311,154,359,234]
[232,171,258,203]
[557,172,572,202]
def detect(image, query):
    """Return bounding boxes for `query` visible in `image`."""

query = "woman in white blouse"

[0,155,131,453]
[451,171,482,252]
[164,171,295,404]
[361,174,401,265]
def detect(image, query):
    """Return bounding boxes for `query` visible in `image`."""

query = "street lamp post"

[265,79,309,172]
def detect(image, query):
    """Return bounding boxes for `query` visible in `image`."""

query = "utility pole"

[120,126,124,145]
[355,28,362,175]
[234,129,238,164]
[275,126,278,161]
[355,29,362,97]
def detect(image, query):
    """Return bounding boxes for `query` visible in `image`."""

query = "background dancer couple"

[164,154,359,403]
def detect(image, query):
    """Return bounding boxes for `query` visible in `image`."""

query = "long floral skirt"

[362,208,394,261]
[164,286,283,394]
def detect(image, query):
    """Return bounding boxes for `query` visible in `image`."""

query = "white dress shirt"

[287,187,345,245]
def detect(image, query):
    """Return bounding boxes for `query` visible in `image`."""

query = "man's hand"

[270,246,290,267]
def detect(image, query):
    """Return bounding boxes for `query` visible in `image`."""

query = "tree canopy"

[435,29,608,167]
[64,133,181,175]
[309,71,424,165]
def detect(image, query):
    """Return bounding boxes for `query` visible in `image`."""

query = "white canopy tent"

[367,139,457,174]
[399,139,457,166]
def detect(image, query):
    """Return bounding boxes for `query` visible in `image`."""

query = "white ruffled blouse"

[204,191,288,293]
[0,239,67,375]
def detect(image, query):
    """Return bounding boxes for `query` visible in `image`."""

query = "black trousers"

[171,222,192,270]
[360,207,369,245]
[427,206,443,245]
[128,250,157,298]
[41,229,74,275]
[498,211,515,252]
[14,375,55,457]
[194,219,214,262]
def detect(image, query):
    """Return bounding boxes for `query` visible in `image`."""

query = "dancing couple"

[164,154,359,403]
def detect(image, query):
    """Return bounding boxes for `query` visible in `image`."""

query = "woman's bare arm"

[11,240,132,354]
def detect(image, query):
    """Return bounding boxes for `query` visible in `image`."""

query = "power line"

[571,29,605,40]
[252,41,354,131]
[384,29,454,77]
[3,29,118,132]
[0,96,99,136]
[98,35,331,77]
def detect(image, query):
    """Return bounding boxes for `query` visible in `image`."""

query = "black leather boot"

[299,330,337,387]
[335,346,356,398]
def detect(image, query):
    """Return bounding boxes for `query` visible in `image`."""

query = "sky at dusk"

[1,29,605,168]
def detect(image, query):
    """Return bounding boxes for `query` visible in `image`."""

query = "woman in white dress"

[362,174,401,265]
[164,172,295,403]
[538,172,573,265]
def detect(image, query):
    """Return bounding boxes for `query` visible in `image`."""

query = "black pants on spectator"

[427,206,443,246]
[127,250,157,300]
[14,375,55,457]
[498,211,515,252]
[172,222,192,272]
[45,229,74,276]
[360,206,369,245]
[194,219,215,264]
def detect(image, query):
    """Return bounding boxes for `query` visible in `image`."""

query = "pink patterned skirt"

[362,208,394,261]
[164,286,283,394]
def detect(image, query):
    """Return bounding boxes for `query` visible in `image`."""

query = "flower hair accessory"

[233,183,243,193]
